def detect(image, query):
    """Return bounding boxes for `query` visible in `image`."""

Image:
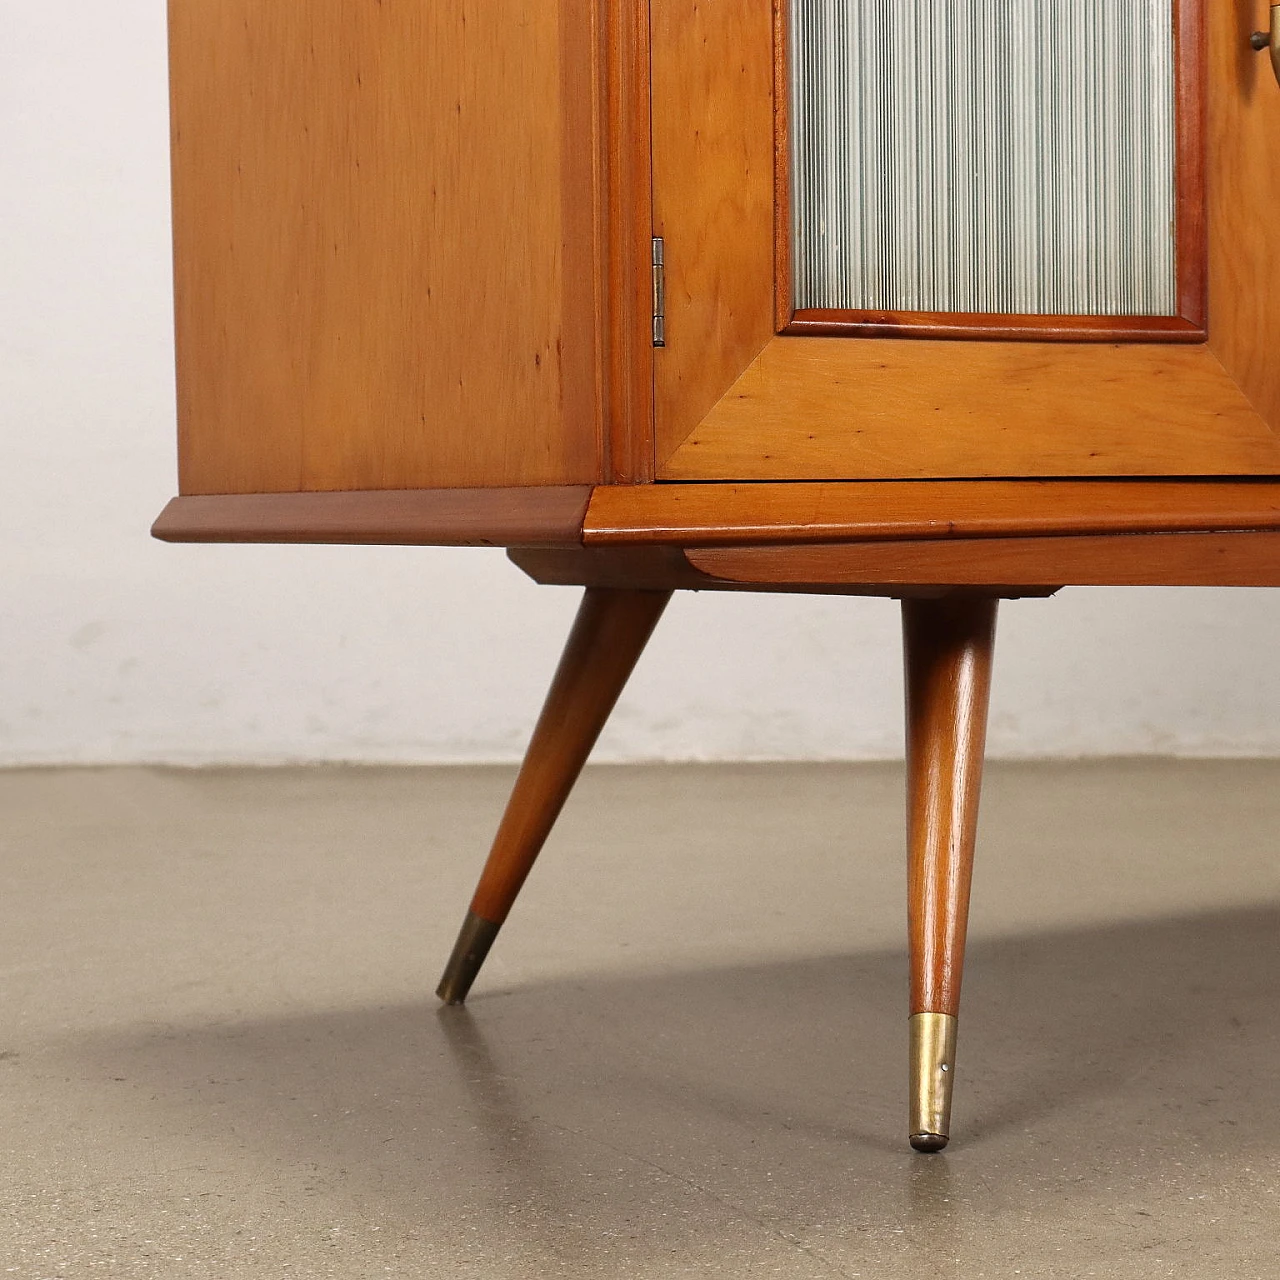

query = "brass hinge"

[651,236,665,348]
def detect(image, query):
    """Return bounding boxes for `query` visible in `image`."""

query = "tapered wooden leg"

[902,596,999,1152]
[436,587,673,1004]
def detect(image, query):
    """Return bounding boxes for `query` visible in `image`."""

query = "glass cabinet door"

[786,0,1197,336]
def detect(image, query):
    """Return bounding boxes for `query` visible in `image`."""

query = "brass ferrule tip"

[909,1011,958,1153]
[436,911,501,1005]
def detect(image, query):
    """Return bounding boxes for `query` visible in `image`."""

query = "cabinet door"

[170,0,605,494]
[649,0,1280,482]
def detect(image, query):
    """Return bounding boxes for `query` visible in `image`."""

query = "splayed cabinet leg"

[436,587,673,1005]
[902,596,999,1152]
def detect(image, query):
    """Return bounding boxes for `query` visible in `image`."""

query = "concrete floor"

[3,763,1280,1277]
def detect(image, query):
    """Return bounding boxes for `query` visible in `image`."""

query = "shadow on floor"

[63,904,1280,1272]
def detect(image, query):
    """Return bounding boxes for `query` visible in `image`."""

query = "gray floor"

[4,762,1280,1277]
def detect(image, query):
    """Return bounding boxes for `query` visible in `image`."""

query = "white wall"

[5,1,1280,766]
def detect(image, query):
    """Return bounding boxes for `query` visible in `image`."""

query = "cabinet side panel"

[1207,0,1280,431]
[650,0,775,467]
[170,0,603,494]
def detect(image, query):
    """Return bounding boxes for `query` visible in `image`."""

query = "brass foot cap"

[909,1011,958,1151]
[909,1132,950,1154]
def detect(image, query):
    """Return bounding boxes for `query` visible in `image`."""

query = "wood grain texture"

[512,545,729,591]
[1206,0,1280,432]
[509,545,1057,597]
[585,480,1280,546]
[650,0,775,469]
[658,338,1280,481]
[519,529,1280,591]
[904,598,998,1016]
[152,487,591,547]
[604,0,656,483]
[686,533,1280,588]
[1174,0,1209,330]
[772,0,792,335]
[169,0,604,495]
[466,588,672,924]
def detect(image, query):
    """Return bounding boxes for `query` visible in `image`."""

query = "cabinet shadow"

[64,903,1280,1268]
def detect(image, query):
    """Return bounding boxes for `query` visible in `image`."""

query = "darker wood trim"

[773,0,1208,343]
[516,528,1280,592]
[508,545,1043,598]
[688,531,1280,588]
[152,487,592,547]
[585,480,1280,547]
[782,313,1206,344]
[155,479,1280,551]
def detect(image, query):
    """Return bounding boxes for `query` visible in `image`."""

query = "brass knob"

[1253,3,1280,87]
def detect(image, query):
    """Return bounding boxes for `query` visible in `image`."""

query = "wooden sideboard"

[155,0,1280,1151]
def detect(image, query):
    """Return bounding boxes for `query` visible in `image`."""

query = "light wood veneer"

[658,340,1280,481]
[169,0,605,495]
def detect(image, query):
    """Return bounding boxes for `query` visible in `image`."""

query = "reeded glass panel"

[790,0,1178,316]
